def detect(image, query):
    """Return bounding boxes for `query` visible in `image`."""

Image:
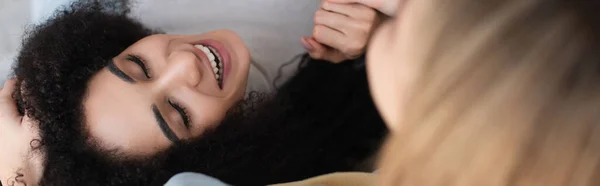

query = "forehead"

[124,34,179,53]
[84,68,171,155]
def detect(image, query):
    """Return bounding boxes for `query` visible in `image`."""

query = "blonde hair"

[379,0,600,185]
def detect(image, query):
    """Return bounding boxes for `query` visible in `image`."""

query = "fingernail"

[301,37,313,51]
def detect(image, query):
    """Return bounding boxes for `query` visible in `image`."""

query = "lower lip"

[194,39,231,88]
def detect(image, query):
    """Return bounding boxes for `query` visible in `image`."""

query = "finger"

[0,99,20,119]
[321,1,375,20]
[305,38,346,63]
[302,37,330,59]
[327,0,398,16]
[314,9,354,35]
[0,102,21,119]
[0,82,20,118]
[313,25,367,59]
[327,0,382,8]
[0,79,17,98]
[312,25,346,51]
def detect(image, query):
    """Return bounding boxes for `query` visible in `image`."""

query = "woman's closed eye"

[168,99,192,129]
[126,54,152,79]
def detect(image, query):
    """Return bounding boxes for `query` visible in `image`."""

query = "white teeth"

[194,44,223,83]
[194,45,206,52]
[207,46,222,61]
[207,53,215,61]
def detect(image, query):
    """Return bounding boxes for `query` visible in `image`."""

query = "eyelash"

[126,54,151,78]
[168,99,192,129]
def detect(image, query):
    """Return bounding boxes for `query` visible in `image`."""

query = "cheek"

[367,55,405,130]
[367,23,409,131]
[186,97,234,136]
[86,111,169,155]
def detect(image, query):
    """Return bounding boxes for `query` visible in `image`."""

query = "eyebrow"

[152,104,179,143]
[108,59,136,83]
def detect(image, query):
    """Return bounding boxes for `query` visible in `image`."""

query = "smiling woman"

[86,32,250,154]
[1,0,386,186]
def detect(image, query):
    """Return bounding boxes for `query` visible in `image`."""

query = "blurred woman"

[273,0,600,185]
[371,0,600,185]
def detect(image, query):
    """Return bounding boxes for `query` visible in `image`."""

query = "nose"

[154,51,202,91]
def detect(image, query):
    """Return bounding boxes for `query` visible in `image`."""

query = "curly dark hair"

[12,1,386,185]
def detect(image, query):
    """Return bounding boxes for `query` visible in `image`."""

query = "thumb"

[0,79,20,118]
[301,37,331,60]
[0,79,16,98]
[302,37,347,63]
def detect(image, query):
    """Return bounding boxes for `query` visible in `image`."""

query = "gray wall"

[0,0,70,84]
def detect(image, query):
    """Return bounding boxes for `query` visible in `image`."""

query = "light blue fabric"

[164,172,229,186]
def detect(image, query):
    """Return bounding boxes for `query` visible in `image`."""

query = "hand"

[301,0,381,63]
[0,79,22,125]
[0,79,32,185]
[328,0,400,16]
